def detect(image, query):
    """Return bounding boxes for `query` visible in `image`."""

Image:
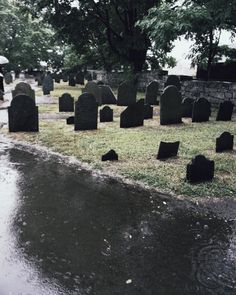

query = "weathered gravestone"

[62,73,68,82]
[92,72,97,80]
[186,155,214,183]
[117,81,137,106]
[145,80,159,105]
[85,72,92,81]
[144,104,153,119]
[164,75,181,91]
[75,72,84,85]
[120,99,144,128]
[181,97,194,118]
[12,82,35,101]
[59,93,74,112]
[192,97,211,122]
[54,74,61,83]
[160,85,182,125]
[68,74,76,87]
[4,72,13,84]
[83,81,102,105]
[101,150,118,161]
[100,106,113,122]
[66,116,74,125]
[216,101,234,121]
[8,94,39,132]
[157,141,180,160]
[74,93,98,131]
[216,132,234,153]
[43,73,54,95]
[36,74,44,86]
[99,85,117,104]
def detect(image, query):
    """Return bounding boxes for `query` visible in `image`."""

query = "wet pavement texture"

[0,136,236,295]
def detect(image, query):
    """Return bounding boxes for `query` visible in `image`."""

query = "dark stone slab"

[100,85,117,104]
[165,75,181,91]
[117,81,137,106]
[8,94,39,132]
[216,101,234,121]
[157,141,180,160]
[59,93,74,112]
[68,75,76,87]
[66,116,74,125]
[216,132,234,153]
[181,97,194,118]
[4,72,13,84]
[160,85,182,125]
[37,74,44,86]
[92,72,97,80]
[54,74,61,83]
[120,99,144,128]
[84,81,102,105]
[85,72,92,81]
[43,73,54,95]
[100,106,113,122]
[12,82,35,101]
[192,97,211,122]
[144,104,153,119]
[74,93,98,131]
[62,73,68,82]
[97,81,104,86]
[186,155,214,183]
[76,72,84,85]
[101,149,118,161]
[145,80,159,105]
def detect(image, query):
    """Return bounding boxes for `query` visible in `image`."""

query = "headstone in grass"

[181,97,194,117]
[157,141,180,160]
[66,116,74,125]
[100,106,113,122]
[12,82,35,102]
[62,73,68,82]
[4,72,13,84]
[101,149,118,161]
[59,93,74,112]
[145,80,159,105]
[92,72,97,80]
[85,72,92,81]
[54,74,61,83]
[160,85,182,125]
[144,104,153,119]
[216,132,234,153]
[37,74,44,86]
[120,99,144,128]
[76,72,85,85]
[84,81,102,105]
[68,74,76,87]
[8,94,39,132]
[164,75,181,91]
[186,155,214,183]
[117,81,137,106]
[43,73,54,95]
[99,85,117,104]
[74,93,98,131]
[192,97,211,122]
[216,101,234,121]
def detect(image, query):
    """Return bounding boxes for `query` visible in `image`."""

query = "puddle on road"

[0,136,236,295]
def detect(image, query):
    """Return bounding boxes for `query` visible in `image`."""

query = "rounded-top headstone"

[145,80,159,105]
[165,75,181,91]
[12,82,35,101]
[84,81,102,105]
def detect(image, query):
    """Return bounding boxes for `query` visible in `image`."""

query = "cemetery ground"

[2,81,236,199]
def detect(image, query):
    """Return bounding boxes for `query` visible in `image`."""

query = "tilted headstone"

[12,82,35,102]
[68,74,76,87]
[59,93,74,112]
[181,97,194,118]
[117,81,137,106]
[74,93,98,131]
[144,104,153,119]
[120,99,144,128]
[165,75,181,91]
[101,150,118,161]
[186,155,214,183]
[160,85,182,125]
[8,94,39,132]
[157,141,180,160]
[66,116,74,125]
[145,80,159,105]
[100,85,117,104]
[100,106,113,122]
[4,72,13,84]
[192,97,211,122]
[84,81,102,105]
[76,72,84,85]
[43,73,54,95]
[216,101,234,121]
[216,132,234,153]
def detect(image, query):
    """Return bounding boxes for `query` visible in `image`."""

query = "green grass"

[36,82,82,99]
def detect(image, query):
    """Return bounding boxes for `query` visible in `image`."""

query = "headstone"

[12,82,35,101]
[68,74,76,86]
[97,81,104,86]
[117,81,137,106]
[100,106,113,122]
[66,116,74,125]
[92,72,97,80]
[160,85,182,125]
[165,75,181,91]
[157,141,180,160]
[144,104,153,119]
[192,97,211,122]
[85,72,92,81]
[54,74,61,83]
[186,155,214,183]
[101,150,118,161]
[4,72,13,84]
[120,99,144,128]
[84,81,102,105]
[8,94,39,132]
[216,132,234,153]
[216,101,234,121]
[37,74,44,86]
[76,72,84,85]
[145,80,159,105]
[74,93,98,131]
[181,97,194,117]
[100,85,117,104]
[62,73,68,82]
[0,90,4,101]
[59,93,74,112]
[43,73,54,95]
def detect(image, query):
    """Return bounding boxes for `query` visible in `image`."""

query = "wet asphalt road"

[0,135,236,295]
